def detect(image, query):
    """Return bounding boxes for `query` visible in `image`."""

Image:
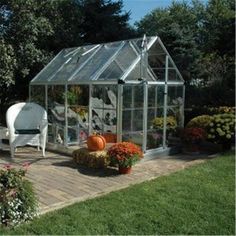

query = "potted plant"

[182,127,206,153]
[107,142,143,174]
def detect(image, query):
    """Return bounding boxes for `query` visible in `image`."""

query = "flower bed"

[0,163,37,226]
[207,113,235,150]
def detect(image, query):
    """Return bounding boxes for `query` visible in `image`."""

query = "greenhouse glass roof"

[30,36,184,85]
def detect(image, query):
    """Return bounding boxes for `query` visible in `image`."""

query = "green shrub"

[0,164,37,226]
[186,115,211,130]
[185,106,235,125]
[207,113,235,145]
[73,148,110,168]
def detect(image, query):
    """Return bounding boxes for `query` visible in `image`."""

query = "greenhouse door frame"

[120,61,185,154]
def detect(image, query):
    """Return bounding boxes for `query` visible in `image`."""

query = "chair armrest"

[40,119,48,134]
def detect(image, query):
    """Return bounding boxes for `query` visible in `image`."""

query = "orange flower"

[108,142,143,167]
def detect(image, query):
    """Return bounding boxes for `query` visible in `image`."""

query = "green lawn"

[0,151,235,235]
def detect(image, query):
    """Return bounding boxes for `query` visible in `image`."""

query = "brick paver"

[0,147,216,214]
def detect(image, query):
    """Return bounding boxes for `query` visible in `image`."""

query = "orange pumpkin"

[87,134,106,151]
[102,133,117,143]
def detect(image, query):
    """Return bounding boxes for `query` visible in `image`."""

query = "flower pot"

[118,166,132,174]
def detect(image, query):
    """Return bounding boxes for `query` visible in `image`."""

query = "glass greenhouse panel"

[123,85,132,108]
[124,64,141,81]
[148,54,166,68]
[67,85,89,106]
[148,85,156,108]
[30,85,45,107]
[99,61,123,80]
[48,49,86,83]
[151,69,165,81]
[122,85,143,147]
[67,117,89,144]
[148,54,166,81]
[91,85,117,136]
[115,42,137,70]
[146,85,164,150]
[32,49,75,83]
[168,58,183,82]
[134,86,144,107]
[122,132,143,147]
[122,110,131,131]
[125,64,154,81]
[70,42,122,82]
[47,85,65,144]
[168,69,178,81]
[157,86,165,106]
[148,39,166,55]
[132,37,154,52]
[66,85,89,144]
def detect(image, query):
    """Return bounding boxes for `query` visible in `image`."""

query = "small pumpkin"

[87,134,106,151]
[102,133,117,143]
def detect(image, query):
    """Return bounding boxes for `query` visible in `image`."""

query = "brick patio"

[0,147,215,214]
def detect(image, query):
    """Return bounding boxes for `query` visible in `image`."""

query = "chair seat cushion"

[15,129,40,134]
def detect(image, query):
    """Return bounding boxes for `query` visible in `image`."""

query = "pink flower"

[22,162,30,169]
[152,133,162,140]
[3,164,12,170]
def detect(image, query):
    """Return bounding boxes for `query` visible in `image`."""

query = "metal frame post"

[154,85,157,117]
[117,84,123,142]
[182,84,185,127]
[141,34,149,152]
[131,86,134,132]
[88,84,93,135]
[28,85,31,101]
[45,85,48,143]
[45,85,48,111]
[163,55,169,148]
[64,84,68,147]
[142,81,148,152]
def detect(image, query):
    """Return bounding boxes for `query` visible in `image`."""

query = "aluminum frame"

[162,55,169,148]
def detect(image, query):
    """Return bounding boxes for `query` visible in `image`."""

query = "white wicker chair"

[6,102,48,157]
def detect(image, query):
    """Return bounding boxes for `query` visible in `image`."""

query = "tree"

[0,0,55,104]
[0,39,16,113]
[0,0,134,117]
[136,0,235,107]
[78,0,135,44]
[136,1,204,83]
[202,0,235,57]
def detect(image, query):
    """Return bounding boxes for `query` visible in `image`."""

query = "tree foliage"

[136,0,235,107]
[0,0,134,122]
[79,0,134,43]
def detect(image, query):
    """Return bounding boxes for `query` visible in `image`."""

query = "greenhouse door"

[90,85,117,141]
[122,84,144,147]
[145,84,165,151]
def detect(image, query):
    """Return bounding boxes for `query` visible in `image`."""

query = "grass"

[0,151,235,235]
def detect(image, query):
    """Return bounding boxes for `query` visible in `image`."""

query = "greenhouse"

[30,36,185,154]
